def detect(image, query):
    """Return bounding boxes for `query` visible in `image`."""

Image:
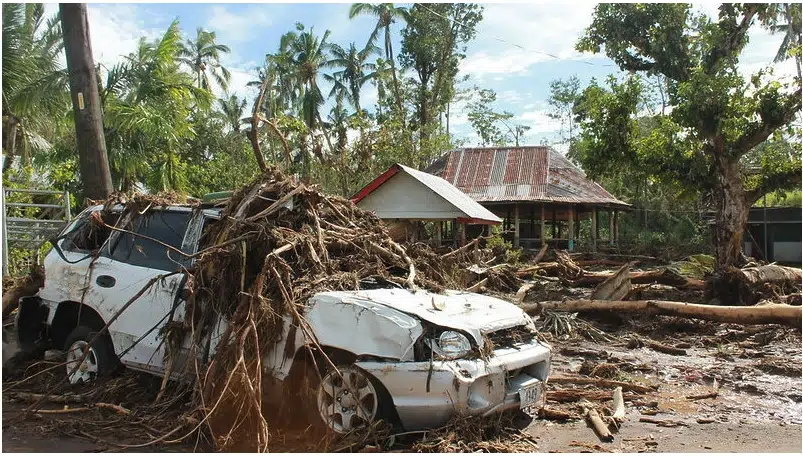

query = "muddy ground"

[3,311,801,453]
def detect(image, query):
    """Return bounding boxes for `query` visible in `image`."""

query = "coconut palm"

[2,3,68,171]
[217,93,247,133]
[178,27,231,92]
[325,42,380,113]
[104,20,212,191]
[348,3,409,113]
[768,3,802,79]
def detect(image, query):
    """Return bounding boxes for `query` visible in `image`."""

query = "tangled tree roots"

[182,167,477,450]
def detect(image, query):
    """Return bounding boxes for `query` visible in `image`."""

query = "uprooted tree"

[574,3,802,270]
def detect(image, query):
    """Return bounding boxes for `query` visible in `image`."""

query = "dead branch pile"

[410,414,538,452]
[181,167,484,450]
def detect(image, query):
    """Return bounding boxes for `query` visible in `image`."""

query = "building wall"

[357,172,464,220]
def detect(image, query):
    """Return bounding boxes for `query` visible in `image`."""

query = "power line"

[417,3,615,68]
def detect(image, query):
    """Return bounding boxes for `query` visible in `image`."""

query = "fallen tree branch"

[548,375,656,393]
[524,300,802,328]
[585,407,614,442]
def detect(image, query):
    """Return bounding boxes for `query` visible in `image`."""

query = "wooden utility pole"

[60,3,113,200]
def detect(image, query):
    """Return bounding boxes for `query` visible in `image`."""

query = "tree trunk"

[712,152,749,270]
[60,3,114,200]
[2,117,18,172]
[523,299,801,328]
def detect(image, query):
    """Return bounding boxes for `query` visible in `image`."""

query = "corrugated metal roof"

[425,146,630,207]
[396,164,502,223]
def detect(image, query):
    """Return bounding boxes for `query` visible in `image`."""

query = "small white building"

[352,163,501,245]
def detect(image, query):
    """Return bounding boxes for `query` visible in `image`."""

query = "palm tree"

[325,42,380,113]
[768,3,802,79]
[2,3,68,171]
[349,3,409,114]
[104,20,211,191]
[178,27,231,92]
[217,93,246,132]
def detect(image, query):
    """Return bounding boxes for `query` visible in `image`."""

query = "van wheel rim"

[65,341,98,384]
[316,366,379,434]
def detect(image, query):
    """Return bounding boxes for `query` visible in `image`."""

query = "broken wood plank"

[612,387,626,421]
[532,243,549,264]
[590,263,632,301]
[522,300,802,328]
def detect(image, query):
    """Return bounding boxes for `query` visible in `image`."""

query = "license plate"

[519,382,541,409]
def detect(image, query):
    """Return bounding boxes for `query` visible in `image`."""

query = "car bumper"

[355,340,551,430]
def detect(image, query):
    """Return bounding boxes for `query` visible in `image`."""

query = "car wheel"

[316,365,382,434]
[63,326,113,384]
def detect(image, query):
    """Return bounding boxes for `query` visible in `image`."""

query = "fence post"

[2,185,8,276]
[63,189,72,221]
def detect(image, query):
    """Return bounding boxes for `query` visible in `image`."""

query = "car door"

[88,208,194,374]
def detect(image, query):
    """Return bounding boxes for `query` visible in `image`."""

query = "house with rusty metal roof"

[425,146,630,250]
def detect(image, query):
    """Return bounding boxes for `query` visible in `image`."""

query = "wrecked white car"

[16,204,551,433]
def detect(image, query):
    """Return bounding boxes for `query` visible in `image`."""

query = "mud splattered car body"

[16,204,551,431]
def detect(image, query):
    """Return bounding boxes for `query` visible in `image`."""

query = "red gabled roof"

[425,146,629,207]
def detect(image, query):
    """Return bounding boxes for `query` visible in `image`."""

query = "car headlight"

[425,330,472,360]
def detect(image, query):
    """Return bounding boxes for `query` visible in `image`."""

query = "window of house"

[109,211,191,271]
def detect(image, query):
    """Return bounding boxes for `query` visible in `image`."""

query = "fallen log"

[523,300,802,328]
[585,408,614,442]
[547,388,640,403]
[538,407,580,421]
[644,340,687,356]
[710,265,803,306]
[569,269,705,290]
[548,375,656,393]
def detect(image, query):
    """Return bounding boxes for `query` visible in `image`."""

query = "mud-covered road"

[3,316,802,453]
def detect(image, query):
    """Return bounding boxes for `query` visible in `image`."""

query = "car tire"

[63,326,115,384]
[291,359,397,436]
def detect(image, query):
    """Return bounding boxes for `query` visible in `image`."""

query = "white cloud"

[519,110,561,136]
[205,5,273,43]
[87,4,162,69]
[460,3,605,78]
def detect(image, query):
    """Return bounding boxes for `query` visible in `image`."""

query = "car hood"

[318,288,532,345]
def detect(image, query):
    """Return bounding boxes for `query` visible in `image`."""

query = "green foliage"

[466,87,529,147]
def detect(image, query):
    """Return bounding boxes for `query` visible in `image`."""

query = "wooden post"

[540,203,546,247]
[551,206,557,238]
[591,207,598,251]
[513,203,520,248]
[459,222,467,247]
[609,209,615,245]
[568,204,575,252]
[435,221,442,247]
[575,207,580,240]
[614,210,619,245]
[60,3,113,200]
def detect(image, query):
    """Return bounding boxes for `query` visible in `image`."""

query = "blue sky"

[44,2,796,148]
